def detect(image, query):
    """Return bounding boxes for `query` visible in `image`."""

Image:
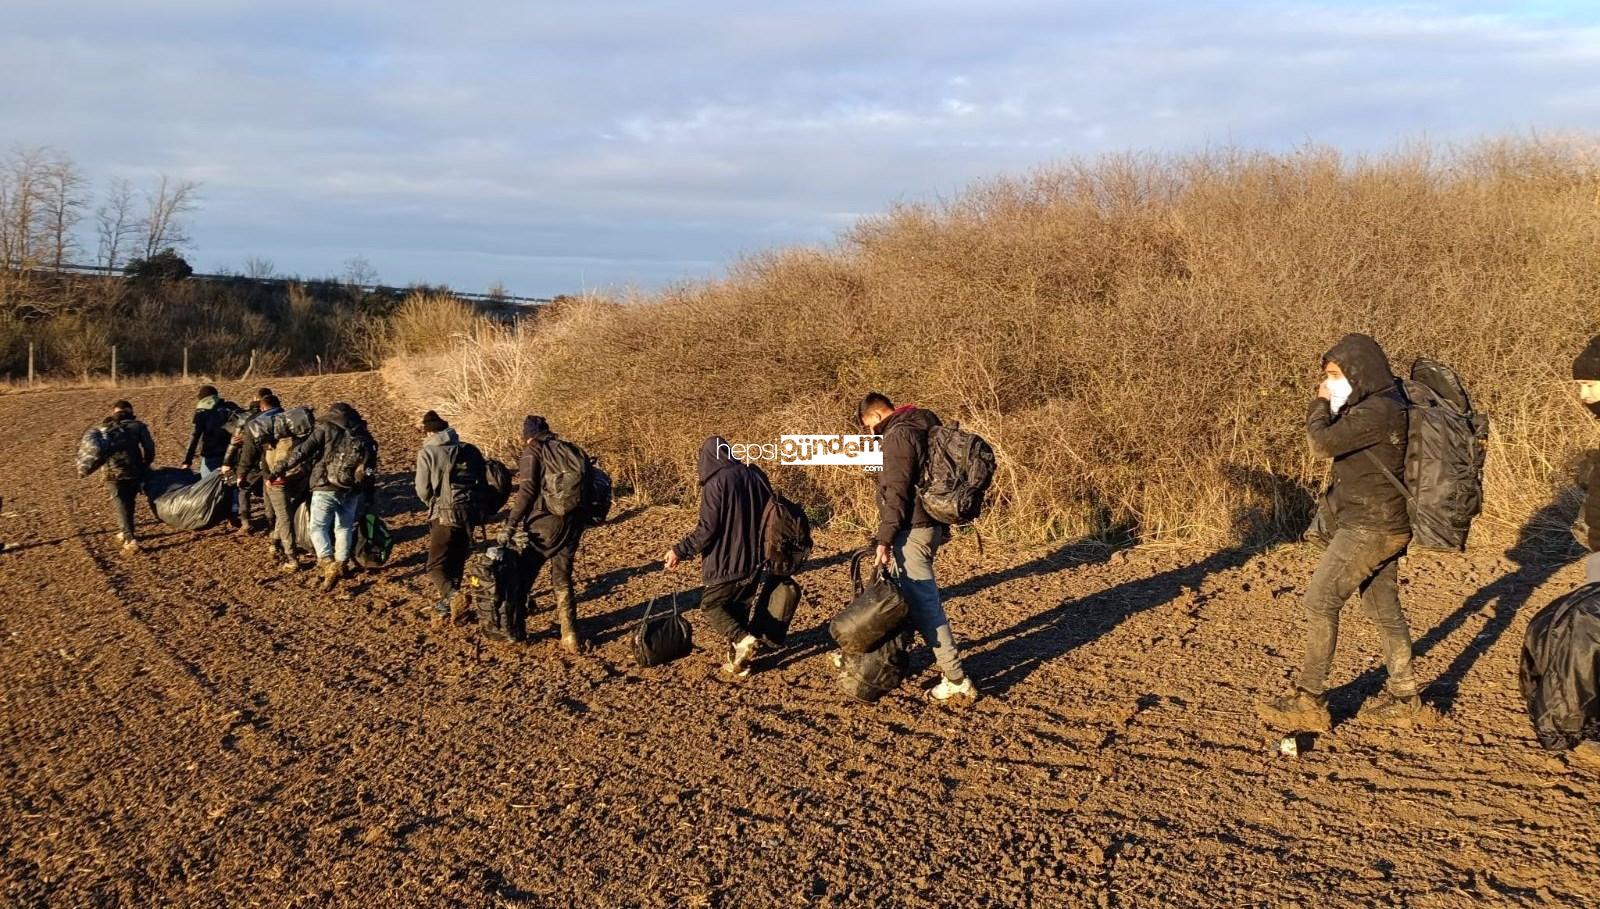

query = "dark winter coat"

[276,403,376,493]
[1579,430,1600,552]
[502,418,584,555]
[225,406,280,487]
[1308,334,1410,535]
[101,417,156,483]
[873,405,944,545]
[672,436,772,586]
[1520,583,1600,751]
[183,394,234,464]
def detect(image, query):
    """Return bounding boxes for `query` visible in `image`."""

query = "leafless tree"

[95,178,138,271]
[140,175,201,260]
[39,154,88,268]
[243,256,276,280]
[0,146,51,269]
[342,254,378,288]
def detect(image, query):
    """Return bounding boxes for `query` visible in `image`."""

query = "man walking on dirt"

[100,400,156,553]
[1258,333,1425,733]
[222,388,275,534]
[239,394,303,571]
[415,410,476,623]
[663,435,772,679]
[857,393,977,703]
[268,402,377,592]
[497,416,588,652]
[181,385,234,479]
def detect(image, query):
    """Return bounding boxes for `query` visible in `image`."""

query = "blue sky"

[4,1,1598,295]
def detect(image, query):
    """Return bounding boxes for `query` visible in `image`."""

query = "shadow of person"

[1337,497,1582,715]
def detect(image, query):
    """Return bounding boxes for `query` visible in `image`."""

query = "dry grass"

[386,139,1600,550]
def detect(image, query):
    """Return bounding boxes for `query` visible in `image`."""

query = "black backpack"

[482,458,513,520]
[539,438,588,517]
[443,442,489,524]
[760,492,813,577]
[324,424,377,491]
[583,460,613,525]
[918,422,997,525]
[465,545,519,635]
[1367,359,1489,552]
[274,406,315,440]
[838,632,911,704]
[217,402,249,438]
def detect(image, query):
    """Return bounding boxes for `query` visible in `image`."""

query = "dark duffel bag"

[829,549,909,654]
[464,544,518,636]
[634,593,693,667]
[146,469,230,531]
[749,574,802,648]
[839,630,911,703]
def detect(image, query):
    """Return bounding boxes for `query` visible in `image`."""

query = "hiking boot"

[319,560,340,592]
[554,589,585,655]
[1567,740,1600,771]
[927,676,979,704]
[430,594,453,626]
[1357,691,1426,727]
[1255,689,1331,733]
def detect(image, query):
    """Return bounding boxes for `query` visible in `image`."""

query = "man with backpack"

[415,410,482,622]
[1258,333,1424,733]
[181,385,237,478]
[857,393,976,703]
[496,415,594,652]
[662,435,773,678]
[1571,337,1600,583]
[97,400,157,553]
[246,394,305,571]
[268,402,377,591]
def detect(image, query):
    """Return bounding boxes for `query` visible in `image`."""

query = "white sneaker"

[723,634,760,679]
[926,676,977,703]
[829,652,844,670]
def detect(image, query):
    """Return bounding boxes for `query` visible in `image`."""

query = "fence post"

[27,342,34,387]
[111,345,118,386]
[315,354,323,375]
[183,347,189,381]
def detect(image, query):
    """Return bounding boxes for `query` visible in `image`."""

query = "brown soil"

[1,375,1596,908]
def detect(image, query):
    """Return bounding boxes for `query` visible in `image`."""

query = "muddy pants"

[1299,527,1416,698]
[892,524,967,684]
[107,478,140,541]
[510,515,585,640]
[264,481,304,554]
[426,521,472,599]
[699,574,761,642]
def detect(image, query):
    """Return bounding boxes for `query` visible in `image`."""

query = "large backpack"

[1368,359,1490,552]
[482,458,513,519]
[583,459,613,525]
[76,422,130,477]
[539,438,588,517]
[274,406,315,440]
[324,424,377,491]
[100,420,143,481]
[760,492,813,577]
[442,441,489,525]
[917,422,997,526]
[217,402,249,438]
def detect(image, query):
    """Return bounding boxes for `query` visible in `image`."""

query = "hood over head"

[321,402,357,429]
[696,435,737,485]
[425,427,459,448]
[1322,333,1396,405]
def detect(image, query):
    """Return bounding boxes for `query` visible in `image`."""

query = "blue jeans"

[891,525,966,683]
[309,490,361,562]
[197,455,223,479]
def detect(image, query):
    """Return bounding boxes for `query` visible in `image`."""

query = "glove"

[495,529,513,547]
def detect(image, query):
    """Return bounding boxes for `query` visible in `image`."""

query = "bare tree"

[243,256,276,280]
[95,178,138,271]
[342,254,378,288]
[0,146,51,269]
[39,153,88,268]
[140,175,200,260]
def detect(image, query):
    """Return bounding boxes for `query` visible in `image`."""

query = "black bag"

[353,510,393,568]
[324,424,376,491]
[218,402,249,437]
[1366,359,1489,552]
[145,469,230,531]
[481,458,513,521]
[539,438,587,517]
[633,593,693,667]
[829,549,910,654]
[761,493,813,576]
[749,574,802,647]
[464,544,518,634]
[76,424,123,477]
[1520,583,1600,751]
[918,422,997,526]
[838,631,911,703]
[583,460,614,525]
[245,411,276,445]
[444,442,489,525]
[274,406,315,440]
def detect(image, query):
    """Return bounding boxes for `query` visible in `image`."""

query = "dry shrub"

[387,139,1600,549]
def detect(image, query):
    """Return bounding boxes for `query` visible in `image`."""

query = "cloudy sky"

[4,1,1598,295]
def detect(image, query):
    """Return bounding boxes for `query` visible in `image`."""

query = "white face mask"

[1326,376,1353,414]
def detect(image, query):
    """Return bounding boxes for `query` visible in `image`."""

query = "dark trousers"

[426,521,472,599]
[108,479,140,540]
[510,517,585,639]
[699,574,762,643]
[1299,527,1417,698]
[264,481,305,554]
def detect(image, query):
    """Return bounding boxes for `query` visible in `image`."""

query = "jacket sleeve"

[1584,457,1600,551]
[277,425,324,476]
[414,449,434,506]
[673,474,724,559]
[183,412,203,465]
[223,435,244,470]
[874,425,916,545]
[504,448,541,528]
[139,424,157,466]
[1306,398,1391,460]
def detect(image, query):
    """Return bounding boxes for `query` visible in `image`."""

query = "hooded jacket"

[873,405,943,545]
[224,405,282,486]
[276,403,376,493]
[1307,333,1410,534]
[415,426,466,525]
[504,417,588,555]
[1573,338,1600,551]
[672,436,773,586]
[184,394,234,464]
[101,415,156,483]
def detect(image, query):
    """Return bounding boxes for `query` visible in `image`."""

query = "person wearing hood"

[496,415,589,651]
[245,394,302,571]
[1259,333,1424,733]
[98,399,157,553]
[269,401,377,591]
[182,385,234,478]
[415,411,475,622]
[663,435,773,678]
[858,392,976,704]
[222,388,277,533]
[1571,337,1600,584]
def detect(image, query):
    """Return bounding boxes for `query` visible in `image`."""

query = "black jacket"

[1520,583,1600,751]
[673,436,772,586]
[503,418,585,555]
[225,406,281,487]
[1579,411,1600,551]
[183,395,234,464]
[873,405,943,545]
[1308,333,1410,534]
[102,417,156,483]
[276,403,376,493]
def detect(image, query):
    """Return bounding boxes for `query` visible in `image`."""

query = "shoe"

[829,652,844,670]
[319,560,340,592]
[430,594,453,626]
[1568,740,1600,771]
[725,634,760,678]
[279,558,300,573]
[1255,689,1332,733]
[1357,691,1425,727]
[121,536,141,554]
[927,676,979,703]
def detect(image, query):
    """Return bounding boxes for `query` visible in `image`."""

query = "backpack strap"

[1361,449,1414,504]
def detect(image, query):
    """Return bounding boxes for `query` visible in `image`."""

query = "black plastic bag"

[829,549,909,654]
[749,574,802,648]
[145,469,229,531]
[838,631,911,703]
[634,593,693,667]
[1520,583,1600,751]
[76,426,112,477]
